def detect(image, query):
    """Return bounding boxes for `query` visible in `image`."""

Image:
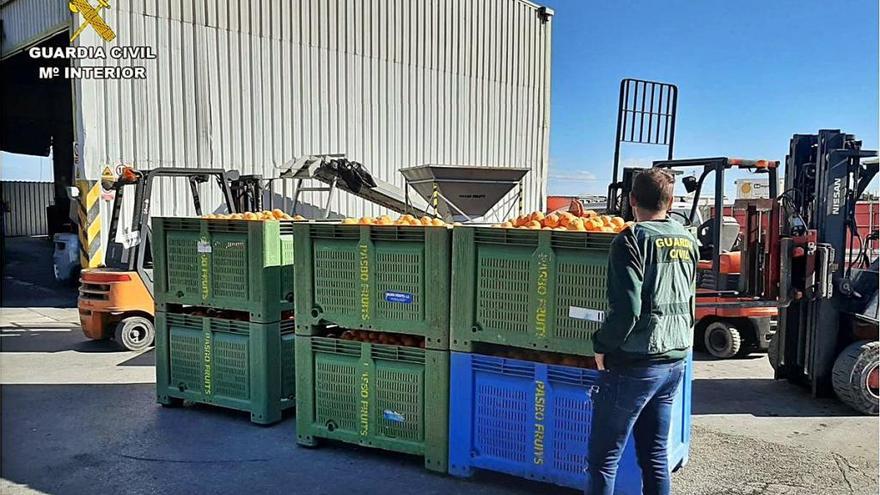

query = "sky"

[1,151,54,181]
[542,0,879,196]
[3,0,878,197]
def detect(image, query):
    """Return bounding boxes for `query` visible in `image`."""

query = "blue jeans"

[586,360,685,495]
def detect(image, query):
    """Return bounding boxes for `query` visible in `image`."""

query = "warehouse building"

[0,0,553,267]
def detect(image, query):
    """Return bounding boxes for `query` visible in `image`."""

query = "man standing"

[587,168,698,495]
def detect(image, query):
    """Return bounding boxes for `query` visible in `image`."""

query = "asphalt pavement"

[1,237,877,494]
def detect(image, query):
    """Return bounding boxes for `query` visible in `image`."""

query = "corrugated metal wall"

[72,0,552,238]
[0,180,54,236]
[0,0,70,59]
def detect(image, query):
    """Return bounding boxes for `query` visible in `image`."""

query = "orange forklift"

[650,157,780,358]
[605,79,778,358]
[78,167,242,351]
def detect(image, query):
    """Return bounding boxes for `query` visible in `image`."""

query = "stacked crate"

[446,226,692,492]
[152,217,297,424]
[292,222,450,472]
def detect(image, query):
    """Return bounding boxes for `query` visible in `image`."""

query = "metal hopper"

[400,165,530,221]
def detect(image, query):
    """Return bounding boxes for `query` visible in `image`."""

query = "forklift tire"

[831,341,879,416]
[704,321,742,359]
[768,332,781,371]
[114,316,155,352]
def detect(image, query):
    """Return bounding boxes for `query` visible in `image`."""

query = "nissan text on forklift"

[75,167,257,351]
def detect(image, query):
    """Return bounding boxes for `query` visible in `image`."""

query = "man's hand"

[595,353,605,370]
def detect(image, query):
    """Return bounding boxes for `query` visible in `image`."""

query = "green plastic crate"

[450,227,615,356]
[295,336,449,472]
[153,217,295,322]
[155,312,296,424]
[293,223,451,349]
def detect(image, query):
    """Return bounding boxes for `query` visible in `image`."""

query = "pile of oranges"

[340,214,448,227]
[328,329,426,348]
[202,210,306,221]
[493,348,598,369]
[495,211,630,233]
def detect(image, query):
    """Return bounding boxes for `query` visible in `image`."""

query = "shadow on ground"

[1,383,565,495]
[0,328,123,353]
[692,377,859,417]
[692,352,766,362]
[118,349,155,367]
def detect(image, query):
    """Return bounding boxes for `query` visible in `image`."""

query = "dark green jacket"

[592,219,698,362]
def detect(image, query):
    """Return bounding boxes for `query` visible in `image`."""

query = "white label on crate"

[569,306,605,323]
[383,410,405,423]
[197,241,212,254]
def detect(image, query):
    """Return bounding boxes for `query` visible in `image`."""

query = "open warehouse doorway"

[1,32,75,239]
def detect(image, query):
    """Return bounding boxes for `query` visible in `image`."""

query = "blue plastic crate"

[448,352,692,493]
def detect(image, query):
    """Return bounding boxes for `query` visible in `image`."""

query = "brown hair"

[631,168,674,212]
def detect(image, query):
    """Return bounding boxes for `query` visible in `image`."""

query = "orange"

[610,217,625,227]
[582,210,597,218]
[431,218,445,227]
[529,211,545,223]
[243,212,258,220]
[500,221,514,228]
[272,209,285,219]
[358,217,373,225]
[543,213,560,228]
[342,218,357,224]
[420,216,433,226]
[558,212,575,227]
[526,220,542,229]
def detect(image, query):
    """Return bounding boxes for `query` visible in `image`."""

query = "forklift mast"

[776,130,879,396]
[606,79,678,216]
[103,168,238,294]
[230,174,264,213]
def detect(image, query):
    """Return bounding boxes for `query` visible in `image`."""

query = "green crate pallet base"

[155,312,296,425]
[295,336,449,472]
[293,224,451,349]
[153,218,295,323]
[450,227,614,357]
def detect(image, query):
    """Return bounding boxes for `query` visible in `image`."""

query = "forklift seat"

[698,251,741,275]
[697,216,741,259]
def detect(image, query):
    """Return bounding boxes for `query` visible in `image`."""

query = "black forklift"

[772,130,878,415]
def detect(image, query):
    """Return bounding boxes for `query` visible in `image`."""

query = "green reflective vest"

[592,219,698,362]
